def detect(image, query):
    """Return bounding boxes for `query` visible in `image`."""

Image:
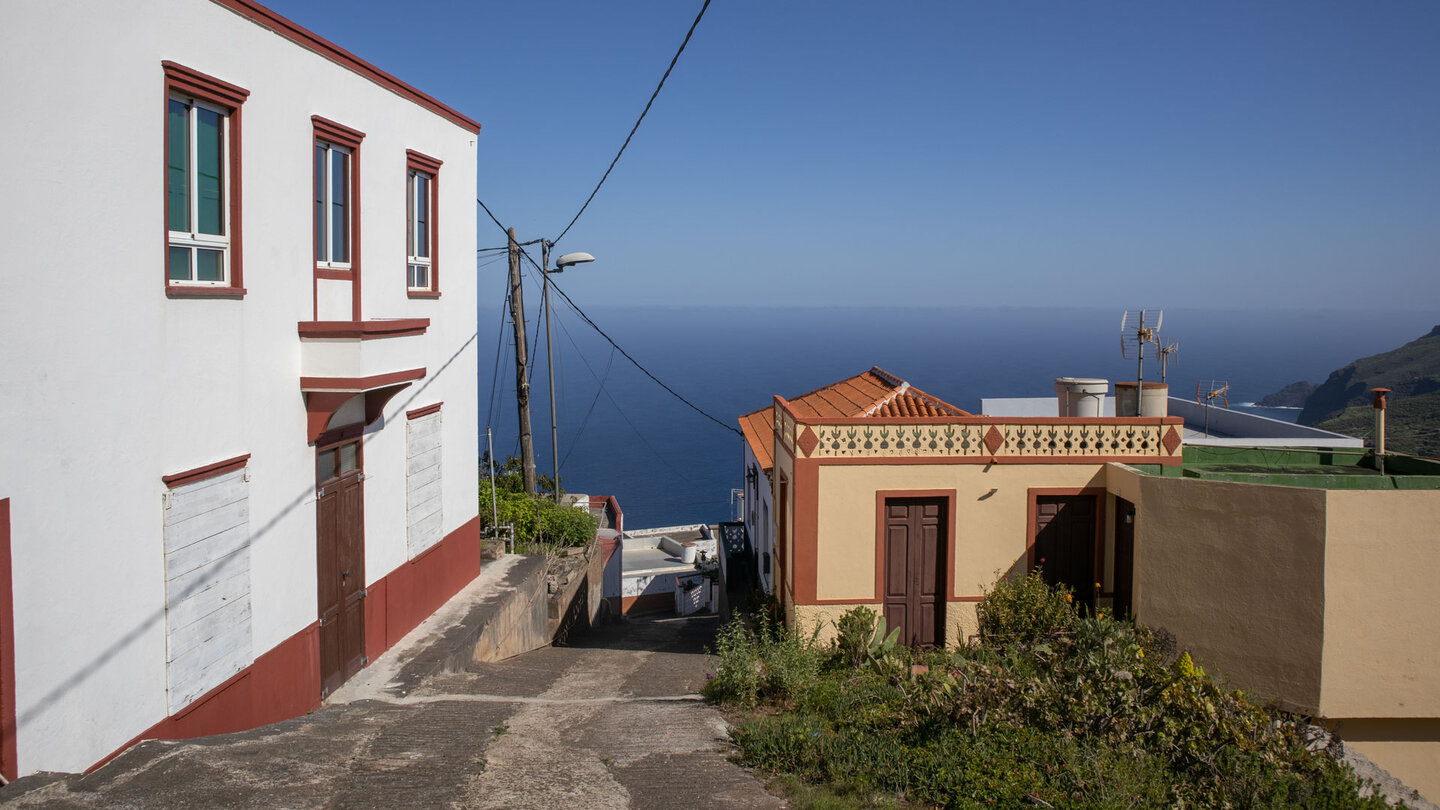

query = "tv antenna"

[1158,339,1179,383]
[1195,380,1229,438]
[1120,310,1163,415]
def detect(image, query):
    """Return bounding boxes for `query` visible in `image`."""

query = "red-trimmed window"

[406,150,442,297]
[313,117,364,277]
[164,62,248,295]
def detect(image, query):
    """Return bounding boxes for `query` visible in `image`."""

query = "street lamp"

[541,240,596,500]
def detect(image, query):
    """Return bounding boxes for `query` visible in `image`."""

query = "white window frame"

[168,95,231,286]
[406,168,433,291]
[314,141,353,271]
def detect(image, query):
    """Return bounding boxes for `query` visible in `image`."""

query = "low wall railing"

[773,397,1183,464]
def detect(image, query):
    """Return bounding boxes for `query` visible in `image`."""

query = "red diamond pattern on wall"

[797,426,819,457]
[1162,426,1181,455]
[983,425,1004,455]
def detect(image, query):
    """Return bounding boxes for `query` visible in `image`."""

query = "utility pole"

[507,228,537,494]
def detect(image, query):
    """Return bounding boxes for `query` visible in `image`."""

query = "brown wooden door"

[1112,497,1136,620]
[882,497,945,648]
[317,440,365,698]
[1033,495,1097,612]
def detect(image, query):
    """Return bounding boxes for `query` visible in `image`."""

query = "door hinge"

[362,655,369,667]
[358,588,368,598]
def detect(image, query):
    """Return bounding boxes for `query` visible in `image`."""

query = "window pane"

[167,100,190,233]
[195,107,224,236]
[415,174,429,257]
[195,248,224,282]
[338,442,358,474]
[317,449,337,483]
[314,144,326,261]
[406,173,414,257]
[330,150,348,263]
[169,246,192,281]
[409,264,428,289]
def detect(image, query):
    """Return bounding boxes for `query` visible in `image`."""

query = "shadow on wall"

[19,331,478,732]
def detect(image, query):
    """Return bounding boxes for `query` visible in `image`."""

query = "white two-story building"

[0,0,483,777]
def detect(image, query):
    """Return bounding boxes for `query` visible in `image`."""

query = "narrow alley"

[1,614,783,809]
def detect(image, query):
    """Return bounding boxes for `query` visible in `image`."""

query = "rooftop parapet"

[773,396,1184,466]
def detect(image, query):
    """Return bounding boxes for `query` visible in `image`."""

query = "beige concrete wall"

[814,463,1106,603]
[1332,719,1440,806]
[1129,472,1328,712]
[1321,491,1440,719]
[790,604,856,646]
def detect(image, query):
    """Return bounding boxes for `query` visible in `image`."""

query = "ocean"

[480,306,1436,529]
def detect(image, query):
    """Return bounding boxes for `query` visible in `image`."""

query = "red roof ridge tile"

[736,367,972,473]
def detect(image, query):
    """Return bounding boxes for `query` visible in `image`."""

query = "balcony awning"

[299,319,429,443]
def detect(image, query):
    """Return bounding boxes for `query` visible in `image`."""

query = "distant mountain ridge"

[1257,381,1313,408]
[1294,325,1440,458]
[1298,324,1440,425]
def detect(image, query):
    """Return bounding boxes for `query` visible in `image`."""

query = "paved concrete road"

[2,615,785,810]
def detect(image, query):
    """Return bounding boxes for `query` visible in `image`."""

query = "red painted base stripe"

[87,513,481,775]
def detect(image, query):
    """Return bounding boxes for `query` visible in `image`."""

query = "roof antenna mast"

[1120,309,1163,416]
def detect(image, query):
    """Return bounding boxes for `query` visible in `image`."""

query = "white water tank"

[1054,378,1109,417]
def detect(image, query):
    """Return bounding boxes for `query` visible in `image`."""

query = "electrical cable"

[525,268,545,384]
[477,195,508,237]
[551,0,712,246]
[562,345,614,468]
[548,299,693,482]
[538,267,741,436]
[485,278,513,431]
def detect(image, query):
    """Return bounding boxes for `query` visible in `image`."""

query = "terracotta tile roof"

[738,409,776,474]
[738,367,969,473]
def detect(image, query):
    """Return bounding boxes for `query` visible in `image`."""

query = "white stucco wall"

[741,443,775,593]
[0,0,479,774]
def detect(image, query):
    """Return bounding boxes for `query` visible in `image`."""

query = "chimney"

[1371,387,1390,474]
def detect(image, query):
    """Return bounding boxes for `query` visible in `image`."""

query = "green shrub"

[975,567,1077,648]
[719,573,1395,809]
[538,499,600,547]
[833,606,878,669]
[478,480,598,549]
[705,610,824,708]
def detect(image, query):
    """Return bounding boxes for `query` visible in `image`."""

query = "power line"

[544,272,741,436]
[549,307,692,483]
[485,276,513,430]
[552,0,712,246]
[558,341,613,468]
[477,195,508,236]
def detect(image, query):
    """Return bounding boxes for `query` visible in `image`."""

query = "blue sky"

[266,0,1439,310]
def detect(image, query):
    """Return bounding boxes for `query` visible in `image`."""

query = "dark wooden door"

[317,440,365,698]
[1033,495,1097,612]
[1112,497,1136,619]
[882,497,945,648]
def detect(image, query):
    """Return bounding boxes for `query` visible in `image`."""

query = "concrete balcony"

[298,319,428,442]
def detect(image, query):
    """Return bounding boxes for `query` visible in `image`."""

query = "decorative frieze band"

[772,404,1182,464]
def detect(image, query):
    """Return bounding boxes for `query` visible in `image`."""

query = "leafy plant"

[705,607,824,708]
[478,478,598,550]
[975,567,1077,649]
[713,575,1397,809]
[833,606,878,669]
[833,607,903,672]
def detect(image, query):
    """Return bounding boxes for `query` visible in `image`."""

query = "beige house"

[742,369,1440,802]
